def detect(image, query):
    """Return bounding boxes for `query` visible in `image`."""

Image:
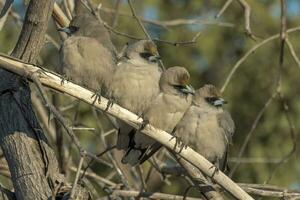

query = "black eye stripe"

[139,52,153,59]
[205,97,219,104]
[69,26,79,33]
[173,85,185,90]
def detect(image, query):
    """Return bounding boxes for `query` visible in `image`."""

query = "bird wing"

[217,110,235,144]
[60,36,115,91]
[217,110,235,171]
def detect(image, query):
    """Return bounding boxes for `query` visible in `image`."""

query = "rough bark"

[0,0,61,199]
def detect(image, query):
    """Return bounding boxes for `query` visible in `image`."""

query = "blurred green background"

[1,0,300,199]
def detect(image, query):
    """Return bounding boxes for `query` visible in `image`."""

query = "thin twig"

[229,92,276,177]
[216,0,256,39]
[92,109,132,190]
[221,26,300,93]
[127,0,151,40]
[0,53,259,200]
[286,38,300,69]
[53,2,70,27]
[100,6,234,29]
[111,0,121,28]
[70,166,117,187]
[70,156,84,198]
[236,0,256,39]
[215,0,233,18]
[110,189,202,200]
[126,0,165,70]
[80,145,116,180]
[264,0,297,183]
[265,93,297,183]
[31,70,113,168]
[228,157,287,164]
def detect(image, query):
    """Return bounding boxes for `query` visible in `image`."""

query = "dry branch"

[109,190,202,200]
[0,0,63,199]
[100,7,234,29]
[0,54,254,200]
[221,26,300,93]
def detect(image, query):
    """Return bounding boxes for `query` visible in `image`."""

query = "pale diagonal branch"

[0,53,253,200]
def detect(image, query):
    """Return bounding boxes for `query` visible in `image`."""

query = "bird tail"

[121,148,145,166]
[116,128,130,150]
[139,143,162,164]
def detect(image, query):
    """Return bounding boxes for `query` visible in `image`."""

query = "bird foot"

[91,90,101,104]
[138,119,149,131]
[170,130,187,153]
[209,165,220,178]
[137,112,145,120]
[60,74,70,85]
[105,97,115,111]
[175,136,187,153]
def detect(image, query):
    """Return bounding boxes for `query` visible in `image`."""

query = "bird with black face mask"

[121,66,195,166]
[174,84,235,172]
[107,40,162,150]
[58,13,117,98]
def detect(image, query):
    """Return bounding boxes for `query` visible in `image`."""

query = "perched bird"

[107,40,162,150]
[174,84,235,171]
[59,13,117,97]
[121,66,195,166]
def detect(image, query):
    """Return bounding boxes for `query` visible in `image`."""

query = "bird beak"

[181,84,195,95]
[213,98,227,106]
[149,54,161,62]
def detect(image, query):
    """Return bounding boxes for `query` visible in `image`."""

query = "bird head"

[159,66,195,96]
[58,14,107,39]
[124,40,160,63]
[194,84,227,107]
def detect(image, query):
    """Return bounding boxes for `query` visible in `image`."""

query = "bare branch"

[221,26,300,93]
[215,0,233,18]
[110,189,202,200]
[53,2,70,27]
[127,0,151,40]
[0,54,254,200]
[69,166,118,188]
[229,92,276,177]
[216,0,256,39]
[100,7,234,29]
[286,38,300,68]
[70,156,85,198]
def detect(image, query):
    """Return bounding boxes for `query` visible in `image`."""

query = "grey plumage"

[174,84,235,171]
[122,66,195,166]
[59,13,116,94]
[107,40,162,150]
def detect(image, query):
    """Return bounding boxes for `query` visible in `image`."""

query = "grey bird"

[59,13,117,97]
[121,66,195,166]
[107,40,162,150]
[174,84,235,171]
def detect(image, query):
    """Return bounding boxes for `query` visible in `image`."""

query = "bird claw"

[33,68,48,77]
[175,136,187,153]
[91,90,101,104]
[209,165,220,178]
[137,112,145,120]
[106,97,115,111]
[138,119,149,131]
[60,74,70,85]
[170,130,187,152]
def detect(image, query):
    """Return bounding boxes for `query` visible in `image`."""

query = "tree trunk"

[0,0,61,199]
